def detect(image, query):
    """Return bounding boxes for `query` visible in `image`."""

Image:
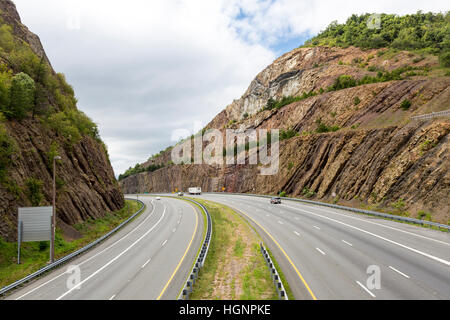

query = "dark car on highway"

[270,197,281,204]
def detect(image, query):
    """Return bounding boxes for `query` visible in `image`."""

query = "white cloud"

[11,0,447,176]
[229,0,447,45]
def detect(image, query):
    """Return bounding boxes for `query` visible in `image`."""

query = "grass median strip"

[0,199,144,289]
[188,199,278,300]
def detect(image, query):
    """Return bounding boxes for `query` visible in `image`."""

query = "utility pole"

[50,155,62,263]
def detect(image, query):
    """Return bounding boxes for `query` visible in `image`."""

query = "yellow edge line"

[234,207,317,300]
[175,201,207,298]
[156,201,199,300]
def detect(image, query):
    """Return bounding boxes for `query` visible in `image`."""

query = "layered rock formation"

[120,38,449,224]
[0,0,124,241]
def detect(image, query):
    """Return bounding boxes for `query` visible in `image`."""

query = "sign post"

[17,221,22,265]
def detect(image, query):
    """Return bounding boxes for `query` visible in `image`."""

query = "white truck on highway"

[188,187,202,195]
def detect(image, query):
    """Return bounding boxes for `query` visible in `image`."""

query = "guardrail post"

[271,268,276,280]
[273,274,279,285]
[259,242,289,300]
[194,265,199,275]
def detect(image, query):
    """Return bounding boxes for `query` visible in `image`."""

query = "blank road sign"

[18,207,52,242]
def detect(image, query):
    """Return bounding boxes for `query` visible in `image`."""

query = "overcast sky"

[12,0,447,176]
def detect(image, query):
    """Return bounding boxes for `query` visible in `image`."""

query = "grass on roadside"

[189,199,278,300]
[0,199,143,289]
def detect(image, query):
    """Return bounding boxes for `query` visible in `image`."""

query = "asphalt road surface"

[191,193,450,300]
[6,196,204,300]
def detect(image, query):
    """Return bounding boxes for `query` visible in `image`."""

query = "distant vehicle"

[188,187,202,195]
[178,192,184,196]
[156,197,161,200]
[270,197,281,204]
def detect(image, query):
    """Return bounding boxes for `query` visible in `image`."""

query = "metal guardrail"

[260,243,288,300]
[411,110,450,120]
[205,192,450,232]
[177,197,212,300]
[0,198,146,296]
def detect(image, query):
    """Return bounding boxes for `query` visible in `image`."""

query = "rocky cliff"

[120,21,449,224]
[0,0,124,241]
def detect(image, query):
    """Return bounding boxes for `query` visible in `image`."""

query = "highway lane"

[6,196,204,300]
[193,193,450,300]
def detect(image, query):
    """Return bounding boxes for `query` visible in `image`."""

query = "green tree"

[8,72,35,120]
[304,12,449,54]
[0,23,14,52]
[439,52,450,68]
[26,177,44,206]
[0,70,12,111]
[0,123,16,178]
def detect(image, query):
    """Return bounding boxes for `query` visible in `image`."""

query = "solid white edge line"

[389,266,410,279]
[356,281,376,298]
[15,199,156,300]
[56,206,166,300]
[234,194,450,246]
[289,202,450,247]
[162,240,168,247]
[283,204,450,267]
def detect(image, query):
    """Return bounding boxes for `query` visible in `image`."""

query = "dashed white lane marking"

[109,295,116,300]
[316,248,326,255]
[313,226,321,230]
[294,231,300,236]
[162,240,168,247]
[278,221,284,225]
[295,217,300,220]
[283,204,450,267]
[356,281,376,298]
[141,258,151,269]
[389,266,410,279]
[16,199,158,300]
[172,228,176,233]
[342,240,353,247]
[56,206,166,300]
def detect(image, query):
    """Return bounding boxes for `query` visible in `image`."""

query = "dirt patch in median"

[190,200,277,300]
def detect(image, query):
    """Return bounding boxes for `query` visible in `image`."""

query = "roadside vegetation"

[118,162,165,181]
[304,12,449,65]
[0,16,109,191]
[0,199,143,289]
[264,91,317,111]
[188,199,279,300]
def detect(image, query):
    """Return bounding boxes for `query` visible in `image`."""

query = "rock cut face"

[0,0,124,241]
[120,36,449,224]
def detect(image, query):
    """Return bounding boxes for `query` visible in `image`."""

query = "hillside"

[0,0,124,241]
[120,12,450,224]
